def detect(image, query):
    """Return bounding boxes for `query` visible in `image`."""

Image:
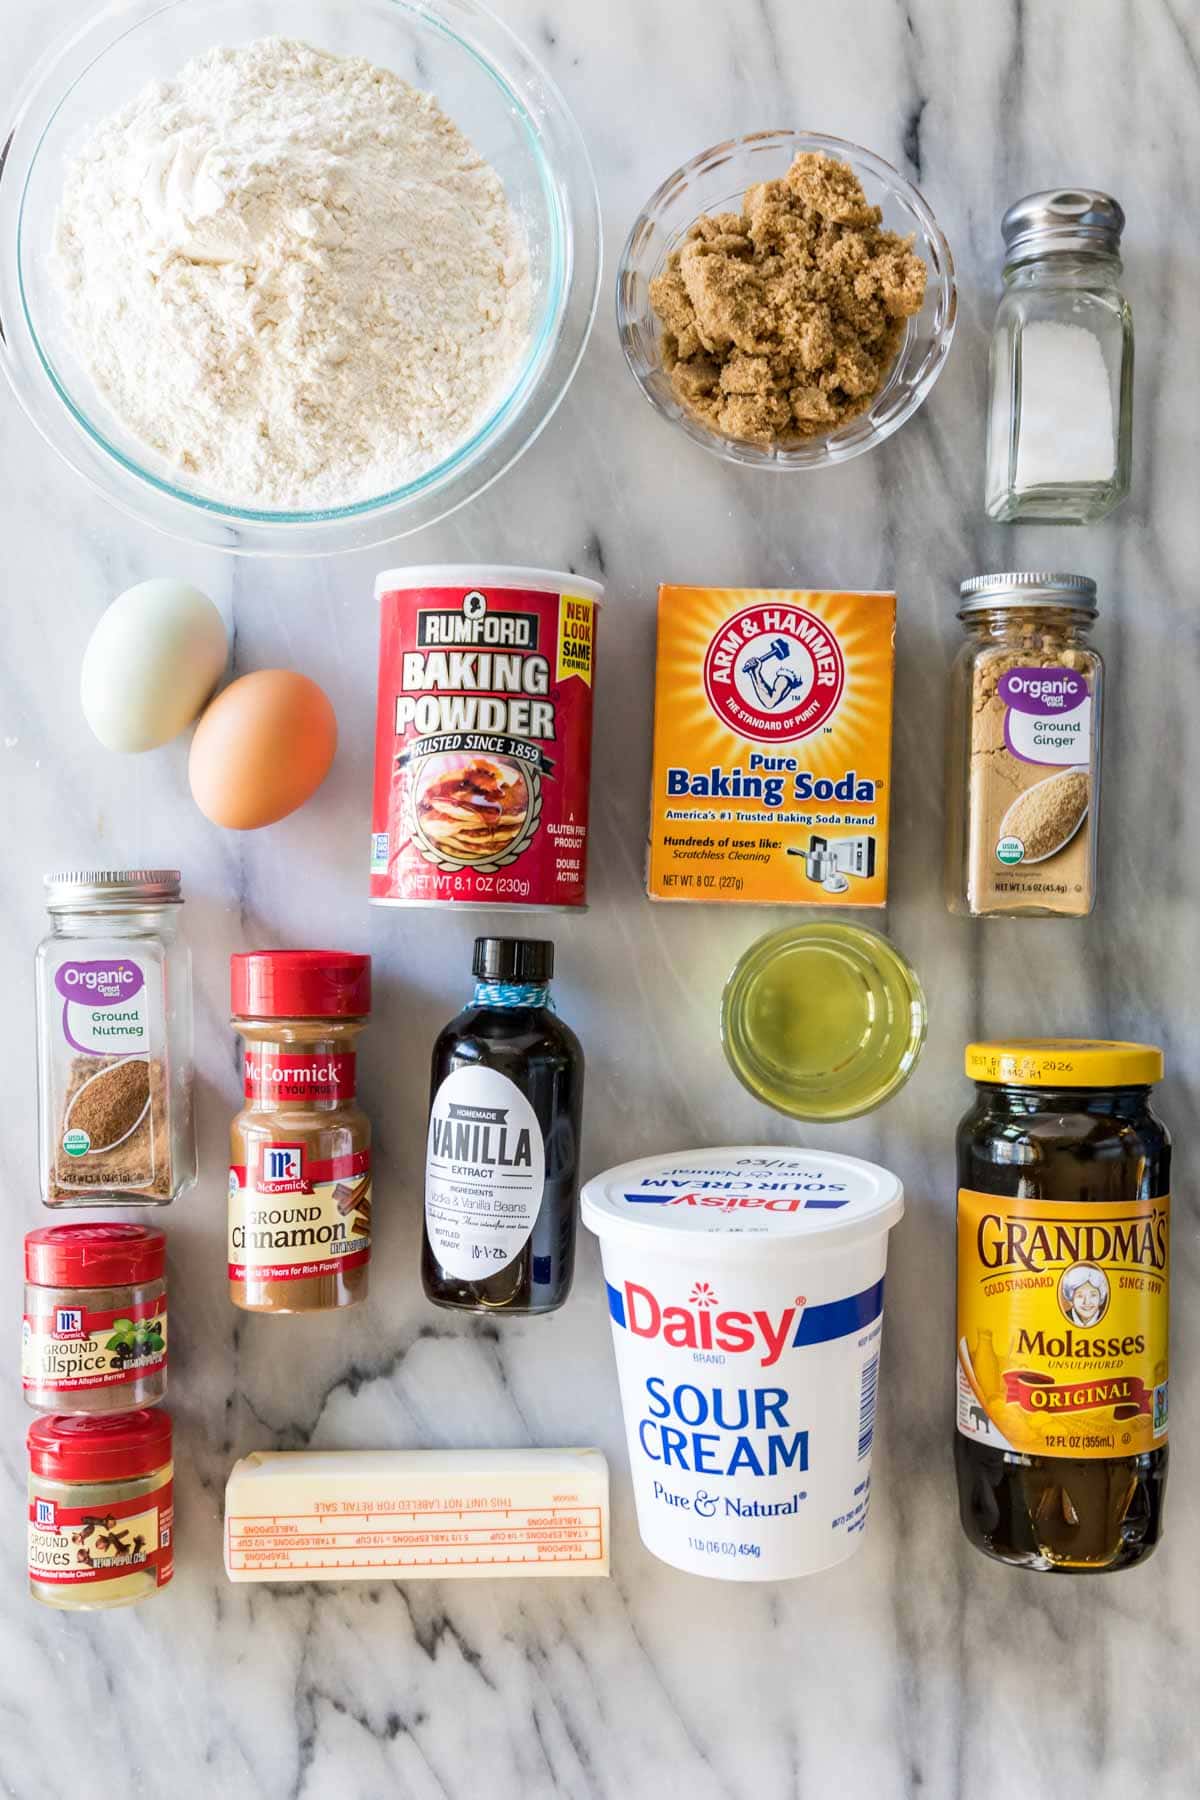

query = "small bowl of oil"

[721,922,927,1122]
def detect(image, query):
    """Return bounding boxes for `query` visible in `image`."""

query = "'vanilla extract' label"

[424,1065,545,1280]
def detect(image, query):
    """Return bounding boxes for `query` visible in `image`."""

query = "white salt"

[1014,320,1115,487]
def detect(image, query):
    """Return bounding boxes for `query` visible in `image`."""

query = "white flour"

[52,38,530,510]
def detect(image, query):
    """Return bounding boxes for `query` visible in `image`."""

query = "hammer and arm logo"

[702,603,846,742]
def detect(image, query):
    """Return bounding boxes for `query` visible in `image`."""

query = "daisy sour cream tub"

[582,1147,903,1580]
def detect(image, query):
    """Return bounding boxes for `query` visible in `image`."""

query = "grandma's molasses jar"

[955,1040,1169,1573]
[423,939,583,1314]
[229,951,372,1315]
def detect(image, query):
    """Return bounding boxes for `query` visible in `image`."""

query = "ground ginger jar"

[27,1409,174,1609]
[23,1224,166,1412]
[229,951,372,1314]
[955,1040,1168,1574]
[945,574,1103,918]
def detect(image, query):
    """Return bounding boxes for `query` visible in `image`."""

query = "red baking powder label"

[28,1477,173,1587]
[243,1052,356,1101]
[22,1294,168,1393]
[369,580,599,909]
[229,1147,371,1283]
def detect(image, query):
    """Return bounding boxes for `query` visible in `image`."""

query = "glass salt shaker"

[35,871,197,1207]
[984,190,1133,524]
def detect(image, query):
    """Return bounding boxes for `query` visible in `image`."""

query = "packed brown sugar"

[649,152,927,443]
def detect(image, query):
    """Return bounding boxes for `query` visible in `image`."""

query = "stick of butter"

[224,1448,610,1582]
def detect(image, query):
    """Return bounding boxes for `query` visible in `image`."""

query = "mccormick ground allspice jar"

[24,1224,167,1412]
[229,951,372,1315]
[955,1039,1169,1573]
[28,1409,174,1610]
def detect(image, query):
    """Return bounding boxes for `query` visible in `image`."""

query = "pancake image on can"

[413,753,534,867]
[370,567,602,912]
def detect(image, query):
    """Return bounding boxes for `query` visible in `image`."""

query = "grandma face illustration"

[1058,1262,1110,1328]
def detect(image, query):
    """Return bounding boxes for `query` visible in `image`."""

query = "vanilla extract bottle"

[422,939,584,1315]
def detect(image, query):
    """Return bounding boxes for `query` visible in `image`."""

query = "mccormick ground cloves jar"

[945,574,1103,918]
[35,870,196,1206]
[955,1039,1169,1574]
[24,1224,167,1412]
[28,1409,174,1610]
[229,951,372,1315]
[370,566,602,912]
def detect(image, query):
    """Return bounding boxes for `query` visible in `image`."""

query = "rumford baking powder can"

[370,567,602,911]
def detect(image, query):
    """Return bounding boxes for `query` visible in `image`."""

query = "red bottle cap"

[28,1409,173,1482]
[25,1223,166,1289]
[231,950,371,1019]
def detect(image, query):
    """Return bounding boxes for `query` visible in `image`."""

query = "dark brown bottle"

[422,938,583,1315]
[955,1040,1169,1574]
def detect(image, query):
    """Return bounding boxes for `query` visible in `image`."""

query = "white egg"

[81,579,229,752]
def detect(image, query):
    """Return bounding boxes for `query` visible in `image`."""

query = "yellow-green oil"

[721,922,927,1121]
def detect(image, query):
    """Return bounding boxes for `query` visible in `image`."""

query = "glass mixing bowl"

[0,0,600,555]
[617,130,956,469]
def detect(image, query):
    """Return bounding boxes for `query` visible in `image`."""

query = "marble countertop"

[2,0,1198,1795]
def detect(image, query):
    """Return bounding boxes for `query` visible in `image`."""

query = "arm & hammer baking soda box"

[647,587,896,905]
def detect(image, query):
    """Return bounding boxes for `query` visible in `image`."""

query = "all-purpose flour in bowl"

[582,1146,903,1580]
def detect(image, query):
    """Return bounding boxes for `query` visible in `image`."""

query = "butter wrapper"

[225,1447,609,1582]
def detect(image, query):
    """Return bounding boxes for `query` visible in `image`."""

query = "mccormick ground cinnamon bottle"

[229,951,372,1315]
[423,939,583,1315]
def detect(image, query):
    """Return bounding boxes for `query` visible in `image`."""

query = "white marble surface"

[2,0,1199,1794]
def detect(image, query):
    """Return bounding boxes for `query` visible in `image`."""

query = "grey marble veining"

[2,1,1199,1795]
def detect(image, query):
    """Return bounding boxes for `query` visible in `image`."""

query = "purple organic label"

[54,959,146,1007]
[998,666,1089,716]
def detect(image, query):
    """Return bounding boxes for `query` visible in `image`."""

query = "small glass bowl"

[0,0,601,556]
[721,921,928,1122]
[617,130,956,469]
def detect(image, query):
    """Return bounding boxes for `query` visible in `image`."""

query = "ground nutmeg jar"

[229,950,372,1314]
[24,1223,167,1412]
[35,869,196,1206]
[28,1409,174,1610]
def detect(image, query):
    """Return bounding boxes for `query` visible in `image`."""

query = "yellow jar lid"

[965,1039,1163,1087]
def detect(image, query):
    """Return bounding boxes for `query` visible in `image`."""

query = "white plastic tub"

[582,1146,904,1580]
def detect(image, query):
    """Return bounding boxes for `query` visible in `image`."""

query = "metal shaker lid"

[1001,189,1124,263]
[958,573,1098,617]
[44,869,183,910]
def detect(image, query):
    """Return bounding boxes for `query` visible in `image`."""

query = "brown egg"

[189,670,338,829]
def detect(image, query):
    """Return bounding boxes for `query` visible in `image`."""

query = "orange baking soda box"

[647,587,896,904]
